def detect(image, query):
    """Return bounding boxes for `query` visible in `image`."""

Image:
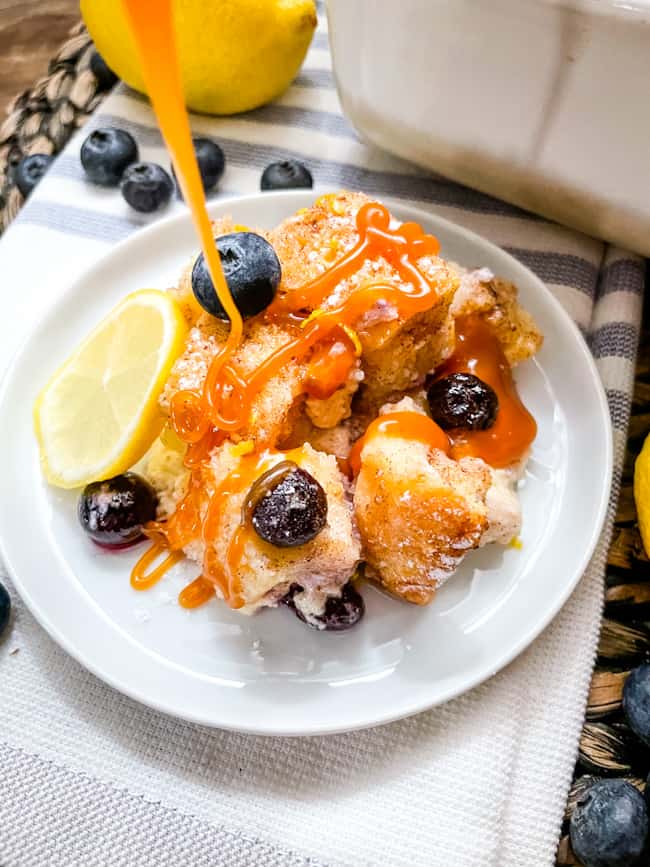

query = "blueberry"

[191,232,281,320]
[14,154,53,198]
[623,664,650,745]
[427,372,499,431]
[318,583,365,631]
[173,137,225,193]
[89,51,118,92]
[120,162,174,213]
[0,581,11,638]
[78,472,157,548]
[249,466,327,548]
[570,779,648,867]
[260,159,313,191]
[81,127,138,186]
[285,582,365,631]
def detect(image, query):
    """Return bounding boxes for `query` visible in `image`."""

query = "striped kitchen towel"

[0,8,644,867]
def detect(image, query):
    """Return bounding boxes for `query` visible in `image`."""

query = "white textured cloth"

[0,9,644,867]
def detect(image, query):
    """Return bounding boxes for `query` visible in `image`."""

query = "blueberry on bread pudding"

[246,462,328,548]
[191,232,281,320]
[427,372,498,431]
[285,581,365,631]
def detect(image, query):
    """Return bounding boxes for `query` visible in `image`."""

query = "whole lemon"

[635,433,650,556]
[81,0,317,115]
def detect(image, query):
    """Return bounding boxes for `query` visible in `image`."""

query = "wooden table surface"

[0,0,80,112]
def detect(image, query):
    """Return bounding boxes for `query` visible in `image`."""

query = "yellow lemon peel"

[634,434,650,556]
[81,0,317,115]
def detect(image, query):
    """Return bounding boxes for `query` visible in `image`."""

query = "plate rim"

[0,189,613,735]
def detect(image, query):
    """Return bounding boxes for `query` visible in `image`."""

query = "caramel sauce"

[199,451,279,608]
[241,461,299,520]
[153,470,204,550]
[440,316,537,468]
[122,0,242,347]
[349,412,450,476]
[267,209,440,315]
[122,0,533,611]
[304,336,357,400]
[178,576,215,609]
[194,450,311,608]
[122,0,242,602]
[225,526,252,605]
[131,545,184,591]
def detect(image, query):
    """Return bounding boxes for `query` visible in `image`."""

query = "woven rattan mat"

[1,23,648,867]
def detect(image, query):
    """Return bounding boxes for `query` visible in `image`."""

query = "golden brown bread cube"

[305,362,362,429]
[192,442,361,615]
[268,190,460,413]
[450,266,543,366]
[161,314,308,447]
[353,399,492,604]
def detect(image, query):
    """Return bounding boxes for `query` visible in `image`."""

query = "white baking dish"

[326,0,650,254]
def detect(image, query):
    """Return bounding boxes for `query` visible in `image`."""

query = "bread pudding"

[135,191,542,629]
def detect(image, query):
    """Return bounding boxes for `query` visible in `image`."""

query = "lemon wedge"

[34,289,188,489]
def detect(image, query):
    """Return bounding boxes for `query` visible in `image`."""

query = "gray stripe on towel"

[0,742,327,867]
[590,322,639,360]
[606,388,634,432]
[16,201,147,243]
[106,96,354,140]
[599,259,646,296]
[294,68,334,89]
[246,103,355,138]
[505,249,599,296]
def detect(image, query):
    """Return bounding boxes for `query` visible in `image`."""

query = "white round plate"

[0,191,612,735]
